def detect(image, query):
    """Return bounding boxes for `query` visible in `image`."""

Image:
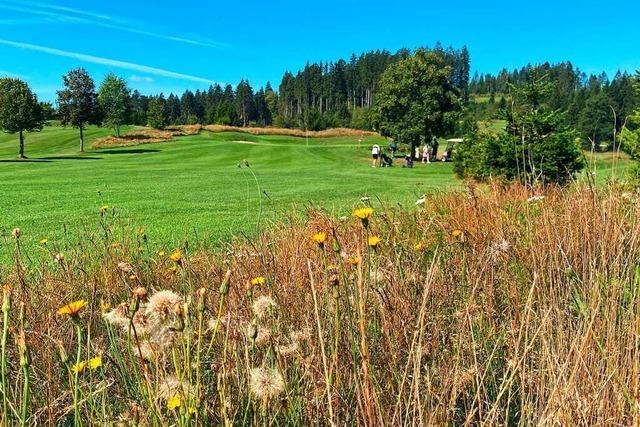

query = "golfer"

[371,143,380,167]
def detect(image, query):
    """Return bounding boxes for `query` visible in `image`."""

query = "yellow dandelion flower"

[251,276,266,286]
[452,229,464,239]
[353,207,373,220]
[88,356,102,370]
[39,238,48,245]
[71,361,86,374]
[311,232,327,246]
[414,242,425,252]
[167,395,181,411]
[368,235,381,248]
[347,256,360,266]
[57,300,88,317]
[170,250,183,263]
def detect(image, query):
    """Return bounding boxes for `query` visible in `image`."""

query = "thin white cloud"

[0,39,220,85]
[129,75,154,83]
[0,69,27,78]
[0,0,227,49]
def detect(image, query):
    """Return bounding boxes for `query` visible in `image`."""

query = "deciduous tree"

[0,78,45,158]
[147,96,167,129]
[98,73,130,137]
[57,68,101,152]
[374,49,462,150]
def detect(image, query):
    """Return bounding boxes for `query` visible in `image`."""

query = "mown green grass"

[0,126,458,251]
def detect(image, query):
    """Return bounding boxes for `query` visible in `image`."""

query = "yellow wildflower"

[39,238,48,245]
[99,205,110,213]
[167,395,181,411]
[414,242,425,252]
[311,232,327,246]
[71,361,86,374]
[353,207,373,220]
[158,250,166,257]
[57,300,87,317]
[368,235,381,248]
[347,256,360,266]
[452,229,464,239]
[251,276,266,286]
[88,356,102,370]
[170,250,183,263]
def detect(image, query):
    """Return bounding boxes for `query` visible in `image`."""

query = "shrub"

[455,69,584,185]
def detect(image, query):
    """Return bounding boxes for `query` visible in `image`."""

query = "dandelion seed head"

[146,290,184,324]
[252,295,277,319]
[103,303,130,329]
[249,367,285,402]
[117,262,133,273]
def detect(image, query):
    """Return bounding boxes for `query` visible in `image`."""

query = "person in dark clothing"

[381,152,393,167]
[404,154,413,168]
[431,137,439,160]
[389,139,398,157]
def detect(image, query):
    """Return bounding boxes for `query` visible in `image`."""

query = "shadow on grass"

[0,159,52,163]
[95,148,160,155]
[41,156,103,160]
[0,156,102,162]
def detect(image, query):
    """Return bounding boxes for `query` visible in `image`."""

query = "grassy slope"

[0,126,457,248]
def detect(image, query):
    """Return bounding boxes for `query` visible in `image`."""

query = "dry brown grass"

[204,124,378,138]
[91,124,374,149]
[91,125,203,148]
[91,129,175,148]
[2,184,640,424]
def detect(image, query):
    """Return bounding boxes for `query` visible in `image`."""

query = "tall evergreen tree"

[235,80,255,127]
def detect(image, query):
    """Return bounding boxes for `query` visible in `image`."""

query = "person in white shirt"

[422,144,430,164]
[371,144,380,167]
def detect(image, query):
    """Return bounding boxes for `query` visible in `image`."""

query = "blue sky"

[1,0,639,102]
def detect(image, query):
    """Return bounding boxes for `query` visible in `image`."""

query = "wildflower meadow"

[1,183,639,425]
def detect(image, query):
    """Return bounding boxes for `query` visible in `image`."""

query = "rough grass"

[205,124,377,138]
[1,183,640,424]
[92,125,203,148]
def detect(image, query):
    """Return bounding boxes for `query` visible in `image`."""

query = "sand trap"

[231,140,258,145]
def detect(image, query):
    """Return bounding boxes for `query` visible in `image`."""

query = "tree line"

[1,45,639,187]
[467,62,638,148]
